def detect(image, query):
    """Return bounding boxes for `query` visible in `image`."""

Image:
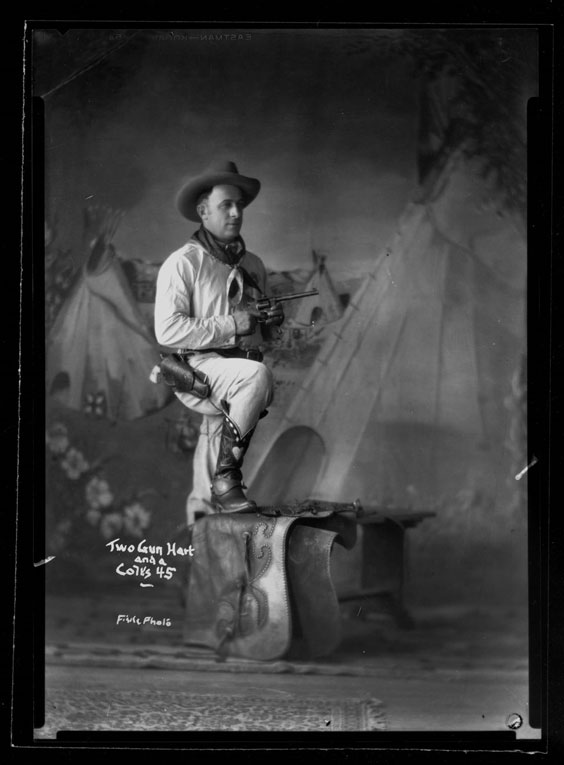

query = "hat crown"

[207,160,239,175]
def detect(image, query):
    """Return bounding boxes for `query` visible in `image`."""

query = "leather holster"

[159,354,211,398]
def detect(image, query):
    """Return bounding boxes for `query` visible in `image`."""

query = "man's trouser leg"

[185,414,222,526]
[176,355,273,521]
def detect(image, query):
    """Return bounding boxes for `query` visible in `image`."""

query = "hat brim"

[176,171,261,222]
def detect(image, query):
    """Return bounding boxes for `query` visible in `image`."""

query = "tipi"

[46,236,172,421]
[290,250,345,330]
[244,148,526,509]
[245,35,530,512]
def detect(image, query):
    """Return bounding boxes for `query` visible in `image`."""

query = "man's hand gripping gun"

[149,290,319,397]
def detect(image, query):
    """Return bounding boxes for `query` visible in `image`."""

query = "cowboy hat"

[176,160,261,221]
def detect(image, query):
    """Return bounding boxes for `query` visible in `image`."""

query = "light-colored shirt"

[154,240,268,350]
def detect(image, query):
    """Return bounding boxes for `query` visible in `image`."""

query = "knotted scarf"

[191,226,264,306]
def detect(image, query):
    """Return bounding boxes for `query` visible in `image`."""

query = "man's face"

[199,185,245,243]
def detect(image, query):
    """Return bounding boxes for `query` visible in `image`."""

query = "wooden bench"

[187,501,436,631]
[336,508,436,628]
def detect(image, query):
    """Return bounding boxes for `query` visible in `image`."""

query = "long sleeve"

[154,246,237,349]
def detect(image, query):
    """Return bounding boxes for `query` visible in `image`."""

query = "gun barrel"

[275,289,319,303]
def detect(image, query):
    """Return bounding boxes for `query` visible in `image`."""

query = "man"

[154,161,284,521]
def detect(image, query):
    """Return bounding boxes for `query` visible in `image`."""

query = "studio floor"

[35,576,538,742]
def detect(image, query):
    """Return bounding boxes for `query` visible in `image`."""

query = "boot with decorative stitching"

[210,415,256,514]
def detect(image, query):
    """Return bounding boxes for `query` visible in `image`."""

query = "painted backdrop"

[37,27,537,606]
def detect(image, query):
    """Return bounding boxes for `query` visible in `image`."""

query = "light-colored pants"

[174,353,274,525]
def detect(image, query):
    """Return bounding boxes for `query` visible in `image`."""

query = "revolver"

[255,289,319,323]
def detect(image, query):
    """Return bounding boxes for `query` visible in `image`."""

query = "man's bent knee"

[231,359,273,395]
[254,362,273,391]
[247,362,274,407]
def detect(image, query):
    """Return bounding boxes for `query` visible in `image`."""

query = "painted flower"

[122,502,151,538]
[99,512,123,540]
[45,423,69,455]
[85,476,114,510]
[86,507,102,527]
[60,447,90,480]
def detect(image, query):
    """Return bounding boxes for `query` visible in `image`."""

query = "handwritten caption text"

[106,537,194,586]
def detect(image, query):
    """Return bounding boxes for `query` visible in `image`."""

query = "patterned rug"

[35,689,386,735]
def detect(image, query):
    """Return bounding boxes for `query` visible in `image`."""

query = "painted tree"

[345,29,534,221]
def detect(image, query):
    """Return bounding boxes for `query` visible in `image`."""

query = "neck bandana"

[191,226,264,306]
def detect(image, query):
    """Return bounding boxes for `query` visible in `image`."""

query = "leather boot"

[210,414,256,514]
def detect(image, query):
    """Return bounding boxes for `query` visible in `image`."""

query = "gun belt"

[179,348,263,362]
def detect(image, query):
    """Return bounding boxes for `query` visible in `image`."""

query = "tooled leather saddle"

[182,502,358,661]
